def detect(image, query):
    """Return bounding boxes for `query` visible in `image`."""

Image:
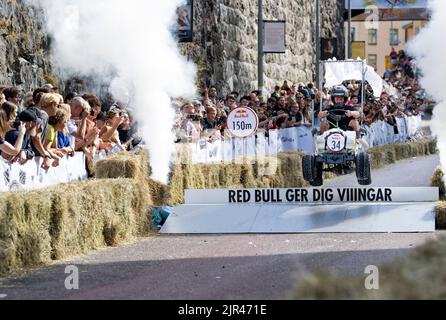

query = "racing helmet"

[331,86,348,105]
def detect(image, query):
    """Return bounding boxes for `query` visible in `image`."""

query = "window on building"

[368,29,377,45]
[350,27,356,42]
[390,29,399,46]
[368,54,378,71]
[405,26,414,43]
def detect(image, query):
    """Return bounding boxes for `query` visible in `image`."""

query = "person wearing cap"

[27,105,62,170]
[14,108,39,164]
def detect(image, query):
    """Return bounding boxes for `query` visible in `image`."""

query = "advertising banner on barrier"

[0,153,88,192]
[185,187,439,205]
[178,115,422,164]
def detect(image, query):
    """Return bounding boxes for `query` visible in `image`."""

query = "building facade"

[345,19,427,76]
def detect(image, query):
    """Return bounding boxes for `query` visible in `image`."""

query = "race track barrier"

[0,152,88,192]
[183,115,424,164]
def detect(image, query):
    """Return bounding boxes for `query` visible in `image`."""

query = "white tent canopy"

[323,58,384,98]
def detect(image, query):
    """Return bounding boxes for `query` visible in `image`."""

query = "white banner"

[178,115,423,164]
[0,152,88,192]
[279,127,298,152]
[185,187,439,204]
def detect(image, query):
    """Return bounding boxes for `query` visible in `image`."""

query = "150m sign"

[227,107,259,138]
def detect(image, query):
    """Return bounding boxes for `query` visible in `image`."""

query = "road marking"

[0,294,7,299]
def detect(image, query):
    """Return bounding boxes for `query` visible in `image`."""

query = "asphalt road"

[0,154,441,300]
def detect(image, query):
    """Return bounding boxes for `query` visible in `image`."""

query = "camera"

[186,114,201,121]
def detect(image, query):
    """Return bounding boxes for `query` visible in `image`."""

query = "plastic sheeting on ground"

[183,115,423,164]
[0,152,88,192]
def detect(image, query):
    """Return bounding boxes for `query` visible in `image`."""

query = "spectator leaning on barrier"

[0,109,26,160]
[100,108,124,147]
[45,108,73,160]
[70,97,97,153]
[201,106,220,130]
[56,104,75,156]
[39,93,60,117]
[118,110,142,151]
[178,102,201,143]
[285,101,303,128]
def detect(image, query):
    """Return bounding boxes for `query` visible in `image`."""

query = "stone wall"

[180,0,345,97]
[182,0,344,94]
[0,0,54,93]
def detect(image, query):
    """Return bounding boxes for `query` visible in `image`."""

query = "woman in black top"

[0,109,26,159]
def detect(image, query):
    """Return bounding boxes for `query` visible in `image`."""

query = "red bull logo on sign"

[234,108,250,119]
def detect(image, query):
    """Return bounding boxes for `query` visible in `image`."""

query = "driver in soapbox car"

[318,86,361,137]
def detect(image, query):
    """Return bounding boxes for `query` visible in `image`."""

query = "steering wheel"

[327,109,348,114]
[327,109,348,123]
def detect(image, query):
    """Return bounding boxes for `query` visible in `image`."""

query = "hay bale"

[394,143,411,160]
[240,163,257,188]
[0,192,52,275]
[276,153,305,188]
[429,140,438,154]
[292,237,446,299]
[169,162,186,204]
[49,179,152,259]
[147,178,171,207]
[95,151,149,179]
[201,165,222,189]
[431,167,445,200]
[436,202,446,230]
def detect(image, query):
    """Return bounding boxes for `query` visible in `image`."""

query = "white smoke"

[32,0,196,183]
[409,0,446,173]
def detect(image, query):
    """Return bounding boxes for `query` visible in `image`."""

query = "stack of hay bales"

[368,140,436,169]
[0,178,153,276]
[292,237,446,299]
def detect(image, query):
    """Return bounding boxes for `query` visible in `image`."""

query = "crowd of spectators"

[174,51,431,143]
[0,84,143,173]
[0,50,431,172]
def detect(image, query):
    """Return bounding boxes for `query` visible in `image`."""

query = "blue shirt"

[57,131,71,148]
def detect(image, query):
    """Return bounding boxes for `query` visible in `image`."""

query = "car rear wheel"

[310,161,324,187]
[356,152,372,185]
[302,155,316,183]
